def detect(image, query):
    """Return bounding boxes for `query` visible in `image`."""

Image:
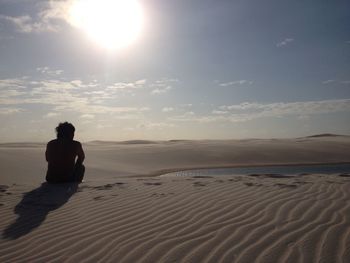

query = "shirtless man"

[45,122,85,183]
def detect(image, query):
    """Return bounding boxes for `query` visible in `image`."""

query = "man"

[45,122,85,183]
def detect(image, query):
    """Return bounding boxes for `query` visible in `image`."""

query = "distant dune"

[0,135,349,184]
[304,133,347,138]
[0,143,45,148]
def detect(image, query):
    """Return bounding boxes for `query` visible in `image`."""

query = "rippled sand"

[0,135,350,262]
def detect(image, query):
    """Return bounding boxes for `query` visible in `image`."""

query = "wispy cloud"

[168,111,196,121]
[0,78,27,89]
[219,99,350,121]
[162,107,174,112]
[322,79,350,85]
[0,76,150,120]
[137,122,176,130]
[322,80,336,84]
[0,14,58,33]
[151,86,172,95]
[169,99,350,123]
[0,0,75,34]
[0,107,23,115]
[212,110,228,115]
[276,38,294,47]
[37,67,63,76]
[107,79,147,90]
[219,80,253,87]
[43,112,61,118]
[150,78,178,95]
[179,103,193,108]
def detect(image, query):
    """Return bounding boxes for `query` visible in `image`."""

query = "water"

[162,163,350,177]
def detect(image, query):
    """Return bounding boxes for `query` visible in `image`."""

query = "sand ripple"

[1,174,350,262]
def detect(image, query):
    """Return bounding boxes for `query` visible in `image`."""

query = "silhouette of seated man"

[46,122,85,183]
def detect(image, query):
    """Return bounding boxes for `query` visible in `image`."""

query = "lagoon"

[163,163,350,177]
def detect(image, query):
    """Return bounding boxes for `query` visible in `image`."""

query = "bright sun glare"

[69,0,144,49]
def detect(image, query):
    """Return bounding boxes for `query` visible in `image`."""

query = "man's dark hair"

[56,122,75,139]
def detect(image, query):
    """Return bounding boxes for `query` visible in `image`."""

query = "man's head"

[56,122,75,140]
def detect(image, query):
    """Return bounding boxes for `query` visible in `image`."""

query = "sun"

[68,0,144,49]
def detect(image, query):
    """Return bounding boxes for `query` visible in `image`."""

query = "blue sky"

[0,0,349,142]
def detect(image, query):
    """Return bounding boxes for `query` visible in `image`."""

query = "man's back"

[46,139,84,183]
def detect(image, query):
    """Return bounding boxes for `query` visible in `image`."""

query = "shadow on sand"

[3,182,78,239]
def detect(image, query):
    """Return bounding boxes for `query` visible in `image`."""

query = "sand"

[0,135,350,262]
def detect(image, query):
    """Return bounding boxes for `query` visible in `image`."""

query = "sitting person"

[45,122,85,183]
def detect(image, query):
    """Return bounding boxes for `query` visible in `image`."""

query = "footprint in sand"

[94,182,126,190]
[193,182,207,187]
[192,176,213,179]
[144,182,162,186]
[0,185,9,193]
[215,179,225,183]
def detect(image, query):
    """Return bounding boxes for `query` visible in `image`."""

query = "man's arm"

[45,143,50,162]
[76,142,85,165]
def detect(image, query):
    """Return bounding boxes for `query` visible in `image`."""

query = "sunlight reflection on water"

[162,163,350,177]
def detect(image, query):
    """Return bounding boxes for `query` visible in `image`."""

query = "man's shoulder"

[73,140,82,147]
[47,139,58,145]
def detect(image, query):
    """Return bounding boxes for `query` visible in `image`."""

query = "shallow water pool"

[162,163,350,177]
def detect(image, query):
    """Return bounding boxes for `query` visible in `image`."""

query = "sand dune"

[1,136,350,262]
[1,174,350,262]
[1,136,350,184]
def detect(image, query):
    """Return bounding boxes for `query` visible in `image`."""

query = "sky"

[0,0,349,142]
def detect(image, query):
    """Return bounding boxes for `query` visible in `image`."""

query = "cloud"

[43,112,61,118]
[0,14,59,33]
[0,107,23,115]
[276,38,294,47]
[212,110,228,115]
[322,80,336,84]
[151,86,172,95]
[137,122,175,130]
[168,111,197,121]
[322,79,350,85]
[153,78,179,84]
[107,79,147,90]
[0,76,150,120]
[37,67,64,76]
[219,80,253,87]
[0,0,77,34]
[135,79,147,85]
[150,78,178,94]
[170,99,350,123]
[80,114,95,119]
[162,107,174,112]
[219,99,350,121]
[0,89,26,98]
[0,78,26,89]
[179,103,193,108]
